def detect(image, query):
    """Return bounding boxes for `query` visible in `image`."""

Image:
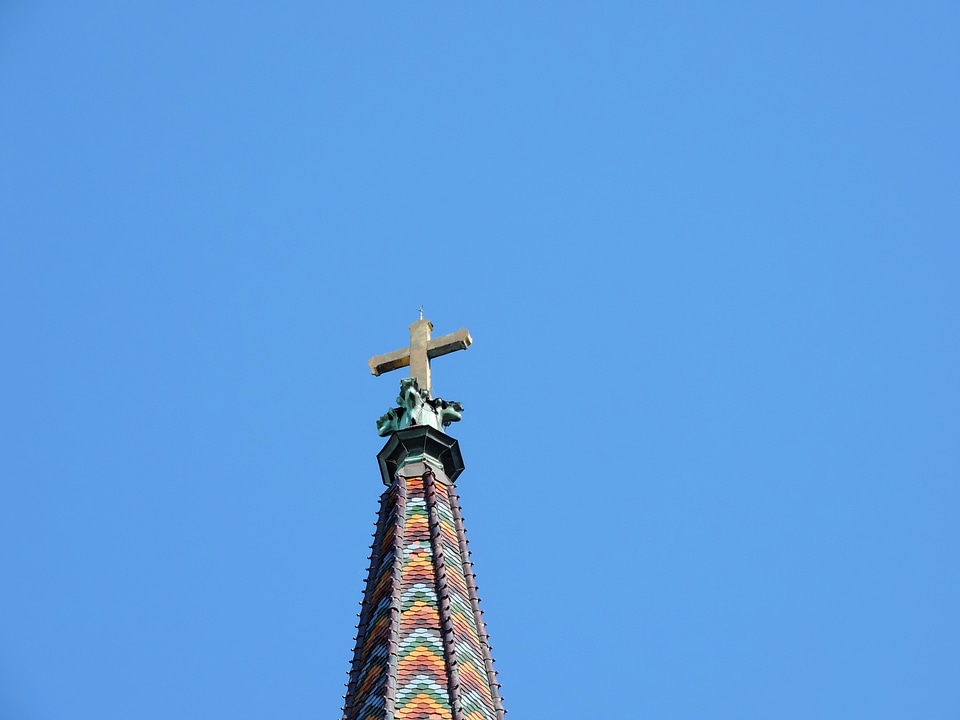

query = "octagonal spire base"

[377,425,464,485]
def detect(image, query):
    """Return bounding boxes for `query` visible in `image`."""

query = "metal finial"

[418,306,424,320]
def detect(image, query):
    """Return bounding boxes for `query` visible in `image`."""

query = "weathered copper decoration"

[376,378,463,437]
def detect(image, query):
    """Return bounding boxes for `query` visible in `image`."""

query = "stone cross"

[368,318,472,397]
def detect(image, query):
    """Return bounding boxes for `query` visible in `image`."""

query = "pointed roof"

[341,456,505,720]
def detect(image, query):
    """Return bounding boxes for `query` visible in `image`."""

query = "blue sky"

[1,2,958,718]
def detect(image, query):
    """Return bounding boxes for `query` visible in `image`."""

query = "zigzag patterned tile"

[341,466,505,720]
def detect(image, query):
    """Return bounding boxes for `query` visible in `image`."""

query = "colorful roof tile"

[342,465,505,720]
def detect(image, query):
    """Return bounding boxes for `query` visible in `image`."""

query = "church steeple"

[341,319,505,720]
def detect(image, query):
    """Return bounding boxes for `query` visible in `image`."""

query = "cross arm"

[368,347,410,377]
[426,329,473,359]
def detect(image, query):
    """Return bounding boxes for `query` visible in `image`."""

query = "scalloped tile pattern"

[395,476,453,720]
[344,484,399,720]
[433,485,498,720]
[341,474,503,720]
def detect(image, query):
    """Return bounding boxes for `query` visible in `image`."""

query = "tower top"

[368,315,472,398]
[343,314,505,720]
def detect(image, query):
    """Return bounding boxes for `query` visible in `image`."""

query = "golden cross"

[368,316,472,397]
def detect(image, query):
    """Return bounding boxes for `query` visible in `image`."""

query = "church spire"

[341,318,504,720]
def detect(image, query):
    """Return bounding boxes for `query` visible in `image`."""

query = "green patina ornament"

[376,377,464,437]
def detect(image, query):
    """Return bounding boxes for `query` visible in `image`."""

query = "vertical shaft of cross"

[368,318,472,401]
[408,319,433,396]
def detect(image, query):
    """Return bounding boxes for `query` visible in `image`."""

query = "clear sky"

[1,2,958,719]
